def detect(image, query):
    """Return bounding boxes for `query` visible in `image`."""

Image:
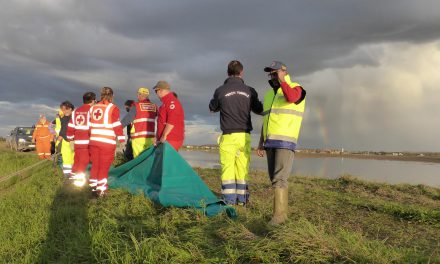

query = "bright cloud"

[301,41,440,151]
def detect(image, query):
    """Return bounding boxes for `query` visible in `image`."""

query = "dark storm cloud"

[3,0,440,75]
[1,0,440,150]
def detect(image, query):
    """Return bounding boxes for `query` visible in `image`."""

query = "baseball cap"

[138,87,150,95]
[264,61,287,72]
[153,80,170,90]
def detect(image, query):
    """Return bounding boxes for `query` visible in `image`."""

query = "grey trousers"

[266,148,295,188]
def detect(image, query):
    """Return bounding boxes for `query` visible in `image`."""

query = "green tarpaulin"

[108,143,236,217]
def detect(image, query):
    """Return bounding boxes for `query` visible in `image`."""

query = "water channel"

[180,150,440,188]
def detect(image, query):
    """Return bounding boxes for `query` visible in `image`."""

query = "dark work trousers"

[266,148,295,188]
[124,138,134,161]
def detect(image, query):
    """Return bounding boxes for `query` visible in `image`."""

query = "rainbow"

[315,106,329,147]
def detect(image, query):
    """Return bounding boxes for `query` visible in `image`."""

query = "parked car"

[7,127,36,151]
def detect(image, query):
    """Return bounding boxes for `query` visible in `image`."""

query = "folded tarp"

[108,142,236,217]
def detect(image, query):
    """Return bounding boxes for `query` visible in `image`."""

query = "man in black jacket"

[209,60,263,205]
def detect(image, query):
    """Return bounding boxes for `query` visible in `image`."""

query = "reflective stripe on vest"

[130,101,156,139]
[89,103,117,145]
[262,108,304,116]
[133,118,155,123]
[74,140,90,145]
[262,74,305,146]
[131,131,155,137]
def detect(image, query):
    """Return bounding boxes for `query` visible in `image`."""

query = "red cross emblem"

[76,114,85,125]
[92,108,103,121]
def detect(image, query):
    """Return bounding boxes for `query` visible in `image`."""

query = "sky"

[1,0,440,152]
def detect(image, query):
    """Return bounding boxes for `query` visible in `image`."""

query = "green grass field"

[0,144,439,263]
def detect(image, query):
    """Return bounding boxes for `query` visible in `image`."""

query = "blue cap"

[264,61,287,72]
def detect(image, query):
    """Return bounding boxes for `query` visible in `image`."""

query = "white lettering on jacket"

[225,91,249,97]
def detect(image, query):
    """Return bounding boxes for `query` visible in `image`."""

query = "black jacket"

[209,77,263,134]
[59,115,71,141]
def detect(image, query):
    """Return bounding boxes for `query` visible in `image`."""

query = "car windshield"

[17,128,34,135]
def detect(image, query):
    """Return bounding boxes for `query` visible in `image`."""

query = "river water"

[180,150,440,188]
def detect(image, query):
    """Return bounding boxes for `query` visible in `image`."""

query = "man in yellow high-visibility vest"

[257,61,306,225]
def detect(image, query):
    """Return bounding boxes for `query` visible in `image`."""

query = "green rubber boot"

[268,187,288,226]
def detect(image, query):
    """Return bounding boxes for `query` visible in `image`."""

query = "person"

[123,99,135,161]
[53,109,63,136]
[32,115,53,160]
[154,80,185,151]
[209,60,263,206]
[50,109,63,155]
[66,92,96,187]
[88,87,125,197]
[121,88,157,158]
[57,101,75,178]
[257,61,306,225]
[48,116,57,155]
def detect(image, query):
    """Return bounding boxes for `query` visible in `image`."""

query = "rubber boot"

[268,188,288,226]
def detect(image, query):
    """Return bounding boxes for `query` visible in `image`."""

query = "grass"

[0,143,39,178]
[0,145,439,263]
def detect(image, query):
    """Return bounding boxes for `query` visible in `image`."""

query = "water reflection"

[180,150,440,187]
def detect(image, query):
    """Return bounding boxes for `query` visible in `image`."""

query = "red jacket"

[131,99,157,139]
[157,93,185,141]
[67,104,92,148]
[89,101,125,148]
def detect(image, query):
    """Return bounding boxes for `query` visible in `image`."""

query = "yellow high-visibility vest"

[262,74,305,149]
[55,116,61,136]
